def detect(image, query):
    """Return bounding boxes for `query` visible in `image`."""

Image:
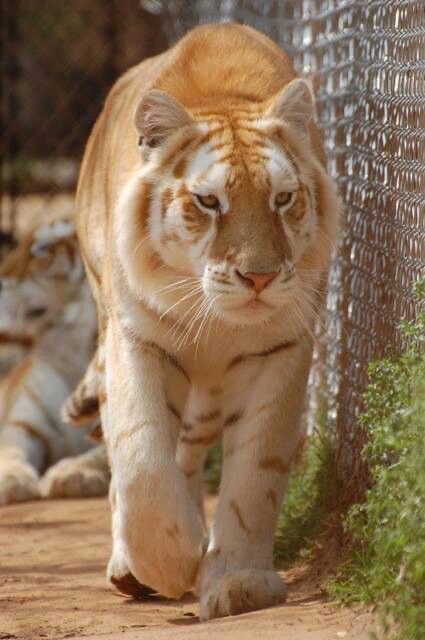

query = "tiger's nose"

[236,270,279,293]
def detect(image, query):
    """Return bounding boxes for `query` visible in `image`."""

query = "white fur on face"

[196,135,316,326]
[147,141,230,278]
[185,144,229,214]
[0,238,82,340]
[0,276,60,338]
[118,121,322,329]
[263,139,299,209]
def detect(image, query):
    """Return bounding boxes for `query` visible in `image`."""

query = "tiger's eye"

[195,194,220,210]
[26,306,47,319]
[275,192,293,208]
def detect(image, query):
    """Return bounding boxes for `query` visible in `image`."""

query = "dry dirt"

[0,495,375,640]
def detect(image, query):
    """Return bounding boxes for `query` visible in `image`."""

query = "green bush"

[274,428,338,566]
[330,280,425,640]
[204,441,222,493]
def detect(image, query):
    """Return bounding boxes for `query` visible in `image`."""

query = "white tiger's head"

[117,80,340,333]
[0,221,83,344]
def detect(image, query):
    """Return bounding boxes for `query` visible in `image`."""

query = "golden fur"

[75,25,340,619]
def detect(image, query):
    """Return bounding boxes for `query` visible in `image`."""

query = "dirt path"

[0,496,375,640]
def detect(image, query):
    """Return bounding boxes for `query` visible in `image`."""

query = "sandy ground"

[0,495,375,640]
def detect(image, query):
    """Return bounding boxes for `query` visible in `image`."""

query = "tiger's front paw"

[61,389,99,427]
[120,479,206,599]
[123,509,205,599]
[39,454,110,498]
[0,460,40,506]
[107,549,156,599]
[200,569,287,621]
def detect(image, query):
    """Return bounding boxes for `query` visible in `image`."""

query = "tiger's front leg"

[199,351,310,620]
[104,321,205,599]
[0,424,43,505]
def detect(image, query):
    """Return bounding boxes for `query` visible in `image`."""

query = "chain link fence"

[2,1,424,497]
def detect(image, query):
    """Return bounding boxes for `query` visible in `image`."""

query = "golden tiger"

[0,221,109,505]
[75,24,340,619]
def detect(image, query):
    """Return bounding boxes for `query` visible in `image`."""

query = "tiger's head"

[0,221,83,344]
[117,79,340,331]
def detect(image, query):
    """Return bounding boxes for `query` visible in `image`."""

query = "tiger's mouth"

[0,332,34,347]
[211,295,280,326]
[241,298,275,311]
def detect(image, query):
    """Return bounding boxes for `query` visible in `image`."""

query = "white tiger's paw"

[107,549,156,599]
[0,460,40,506]
[39,455,109,498]
[121,489,206,599]
[199,569,287,621]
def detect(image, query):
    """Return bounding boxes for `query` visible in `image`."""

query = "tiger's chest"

[163,337,292,436]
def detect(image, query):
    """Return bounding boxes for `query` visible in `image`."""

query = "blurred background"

[1,0,424,498]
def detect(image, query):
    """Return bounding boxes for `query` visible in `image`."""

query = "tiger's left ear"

[135,89,193,150]
[266,79,314,132]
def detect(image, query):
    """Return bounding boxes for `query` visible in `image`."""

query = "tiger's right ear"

[134,89,193,152]
[266,79,314,133]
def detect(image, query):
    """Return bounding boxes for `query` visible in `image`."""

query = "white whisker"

[159,285,203,321]
[167,291,206,342]
[157,277,201,294]
[194,294,221,357]
[133,233,151,256]
[177,295,213,351]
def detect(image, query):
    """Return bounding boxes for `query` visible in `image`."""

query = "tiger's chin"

[213,299,280,327]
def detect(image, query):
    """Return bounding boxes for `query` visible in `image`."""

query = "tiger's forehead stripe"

[190,107,262,122]
[174,120,301,198]
[186,142,222,178]
[147,116,310,245]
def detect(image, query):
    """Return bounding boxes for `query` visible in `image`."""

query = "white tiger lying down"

[0,221,109,506]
